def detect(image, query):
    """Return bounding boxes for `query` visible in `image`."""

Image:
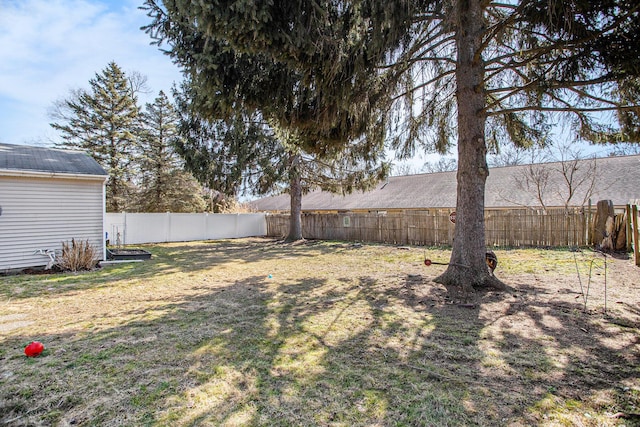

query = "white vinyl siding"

[0,175,105,271]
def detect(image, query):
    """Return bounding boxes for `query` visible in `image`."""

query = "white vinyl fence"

[105,212,267,245]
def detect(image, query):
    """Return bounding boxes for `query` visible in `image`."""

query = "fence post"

[627,204,633,252]
[123,211,127,246]
[587,199,592,245]
[205,213,210,241]
[166,212,171,243]
[633,204,640,267]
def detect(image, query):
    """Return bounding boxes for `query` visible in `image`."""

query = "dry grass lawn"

[1,238,639,426]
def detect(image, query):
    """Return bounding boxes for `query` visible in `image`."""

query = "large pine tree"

[174,83,389,240]
[173,84,287,200]
[135,90,207,213]
[144,1,640,297]
[147,6,392,241]
[51,62,140,212]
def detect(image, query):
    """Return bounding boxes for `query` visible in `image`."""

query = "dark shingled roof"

[251,154,640,211]
[0,143,107,177]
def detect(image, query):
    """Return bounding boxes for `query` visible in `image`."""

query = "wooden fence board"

[266,207,592,248]
[632,205,640,266]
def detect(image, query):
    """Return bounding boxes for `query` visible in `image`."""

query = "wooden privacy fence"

[266,208,594,248]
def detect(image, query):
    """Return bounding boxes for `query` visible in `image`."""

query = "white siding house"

[0,143,108,272]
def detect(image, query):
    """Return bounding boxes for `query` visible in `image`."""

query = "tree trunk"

[285,153,303,242]
[592,199,614,247]
[434,0,506,299]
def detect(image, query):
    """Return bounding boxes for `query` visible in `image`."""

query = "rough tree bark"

[435,0,507,298]
[285,153,303,242]
[593,199,615,249]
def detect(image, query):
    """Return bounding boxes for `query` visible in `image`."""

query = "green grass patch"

[1,238,638,426]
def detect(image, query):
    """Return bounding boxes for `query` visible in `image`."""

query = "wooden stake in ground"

[627,204,633,252]
[632,204,640,267]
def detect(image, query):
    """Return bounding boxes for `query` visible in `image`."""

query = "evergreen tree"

[51,62,140,212]
[144,1,639,296]
[174,83,287,199]
[174,84,388,240]
[588,77,640,145]
[146,6,391,241]
[274,127,389,241]
[135,90,207,213]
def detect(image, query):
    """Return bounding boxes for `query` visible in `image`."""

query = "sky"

[0,0,183,146]
[0,0,620,168]
[0,0,440,169]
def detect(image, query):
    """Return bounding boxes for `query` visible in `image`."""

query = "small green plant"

[57,238,98,272]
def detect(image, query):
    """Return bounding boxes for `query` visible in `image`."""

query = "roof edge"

[0,168,108,182]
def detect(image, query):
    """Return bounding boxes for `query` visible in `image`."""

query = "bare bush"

[57,239,98,272]
[218,199,257,213]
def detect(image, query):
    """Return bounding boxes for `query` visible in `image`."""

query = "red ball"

[24,341,45,357]
[424,259,432,266]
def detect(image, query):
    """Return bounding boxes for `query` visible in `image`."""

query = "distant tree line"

[50,62,388,237]
[50,62,209,213]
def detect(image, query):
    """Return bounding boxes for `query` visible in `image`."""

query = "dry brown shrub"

[57,238,98,272]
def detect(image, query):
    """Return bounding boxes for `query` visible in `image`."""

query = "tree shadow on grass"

[149,238,355,274]
[1,273,475,425]
[159,274,482,426]
[1,245,639,426]
[472,287,640,425]
[0,238,347,300]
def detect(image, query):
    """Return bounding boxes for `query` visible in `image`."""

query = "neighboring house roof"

[0,143,107,178]
[251,154,640,211]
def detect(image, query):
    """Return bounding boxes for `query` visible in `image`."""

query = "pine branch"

[486,104,640,116]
